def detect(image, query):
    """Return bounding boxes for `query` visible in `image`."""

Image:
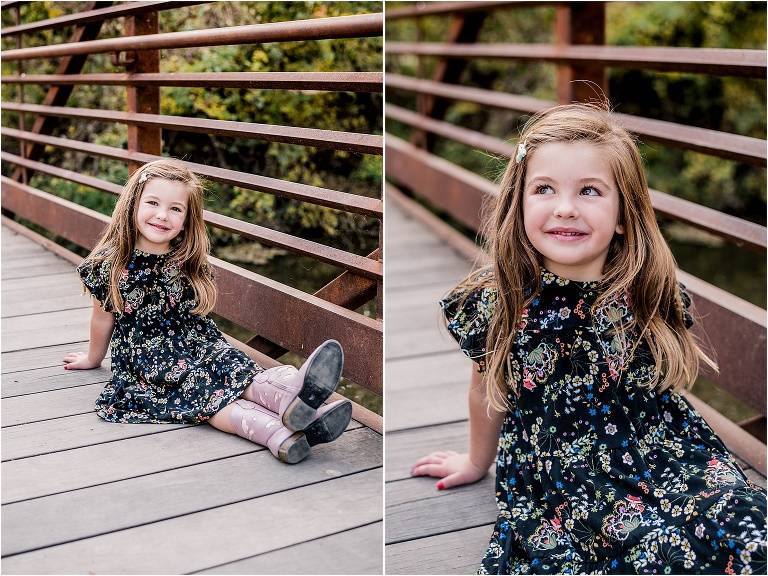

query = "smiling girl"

[63,158,352,464]
[412,103,767,574]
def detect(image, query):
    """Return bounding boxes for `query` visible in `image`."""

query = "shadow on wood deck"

[1,222,383,575]
[383,195,767,575]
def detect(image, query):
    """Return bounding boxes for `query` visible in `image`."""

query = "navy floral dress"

[441,270,766,575]
[78,249,263,424]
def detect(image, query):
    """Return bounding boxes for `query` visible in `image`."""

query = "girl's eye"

[147,200,159,206]
[581,186,600,196]
[536,185,554,195]
[171,206,184,213]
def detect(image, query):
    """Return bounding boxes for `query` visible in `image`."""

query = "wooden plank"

[2,404,361,461]
[1,308,92,352]
[385,282,456,312]
[1,260,75,280]
[2,468,382,575]
[1,253,71,270]
[197,522,383,575]
[386,473,497,544]
[2,364,110,397]
[386,249,471,276]
[2,342,92,373]
[2,383,104,426]
[385,325,457,360]
[385,356,472,432]
[386,421,472,482]
[2,418,361,500]
[385,525,491,575]
[1,413,173,464]
[1,272,80,294]
[2,294,91,317]
[2,427,381,557]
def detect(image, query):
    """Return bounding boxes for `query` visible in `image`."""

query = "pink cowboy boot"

[247,339,344,432]
[303,399,353,448]
[229,398,353,464]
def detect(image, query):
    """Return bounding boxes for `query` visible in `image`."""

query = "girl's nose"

[554,197,578,218]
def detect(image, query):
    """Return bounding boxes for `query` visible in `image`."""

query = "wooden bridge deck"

[1,222,383,575]
[383,194,767,575]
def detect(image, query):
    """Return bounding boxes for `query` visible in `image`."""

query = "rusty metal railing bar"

[387,102,511,156]
[1,72,384,92]
[0,176,382,395]
[384,1,552,20]
[0,155,382,280]
[386,73,766,166]
[0,150,122,195]
[2,102,383,156]
[0,1,206,37]
[1,127,383,218]
[203,211,382,281]
[386,42,767,79]
[0,12,383,61]
[385,106,767,253]
[0,1,31,11]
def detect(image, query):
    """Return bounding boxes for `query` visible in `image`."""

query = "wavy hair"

[83,158,216,316]
[452,102,717,411]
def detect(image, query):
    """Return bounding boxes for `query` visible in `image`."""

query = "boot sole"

[283,340,344,431]
[304,400,353,446]
[277,431,310,464]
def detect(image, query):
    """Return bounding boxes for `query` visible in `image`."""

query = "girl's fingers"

[412,450,458,467]
[411,462,448,478]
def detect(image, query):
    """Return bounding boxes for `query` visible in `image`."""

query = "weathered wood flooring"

[383,197,767,575]
[1,223,383,575]
[385,200,496,575]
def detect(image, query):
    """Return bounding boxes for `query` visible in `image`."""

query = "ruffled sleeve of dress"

[77,254,115,313]
[439,270,497,371]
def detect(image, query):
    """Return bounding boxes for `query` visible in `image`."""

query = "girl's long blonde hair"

[84,158,216,316]
[454,102,717,411]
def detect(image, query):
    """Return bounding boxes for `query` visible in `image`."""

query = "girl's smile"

[522,141,624,281]
[135,178,189,254]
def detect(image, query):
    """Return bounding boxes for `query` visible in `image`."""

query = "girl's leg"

[243,340,344,431]
[210,399,307,463]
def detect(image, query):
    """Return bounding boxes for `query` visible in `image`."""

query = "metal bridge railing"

[1,1,383,431]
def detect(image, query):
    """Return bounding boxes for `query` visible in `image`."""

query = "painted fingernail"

[409,468,414,476]
[437,482,445,491]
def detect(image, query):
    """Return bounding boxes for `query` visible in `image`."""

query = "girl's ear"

[615,223,625,234]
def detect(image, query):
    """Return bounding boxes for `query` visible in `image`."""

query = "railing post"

[9,0,112,184]
[15,5,26,186]
[411,10,487,151]
[125,11,161,172]
[555,2,607,103]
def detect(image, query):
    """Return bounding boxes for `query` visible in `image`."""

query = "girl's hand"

[62,351,102,370]
[411,450,488,490]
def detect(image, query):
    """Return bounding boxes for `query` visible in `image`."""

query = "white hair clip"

[138,171,148,184]
[515,140,527,164]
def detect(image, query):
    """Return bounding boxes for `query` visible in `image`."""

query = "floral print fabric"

[78,249,263,424]
[440,270,766,574]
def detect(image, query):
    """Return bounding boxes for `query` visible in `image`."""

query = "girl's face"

[522,141,624,281]
[134,178,189,254]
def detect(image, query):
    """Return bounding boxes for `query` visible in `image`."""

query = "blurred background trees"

[2,1,383,259]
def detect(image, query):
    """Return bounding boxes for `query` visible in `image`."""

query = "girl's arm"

[411,369,504,490]
[63,299,115,370]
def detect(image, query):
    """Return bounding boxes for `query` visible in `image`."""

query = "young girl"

[63,158,352,465]
[412,103,766,574]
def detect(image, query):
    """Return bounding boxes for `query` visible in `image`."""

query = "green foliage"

[1,1,382,258]
[385,1,766,224]
[605,2,766,221]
